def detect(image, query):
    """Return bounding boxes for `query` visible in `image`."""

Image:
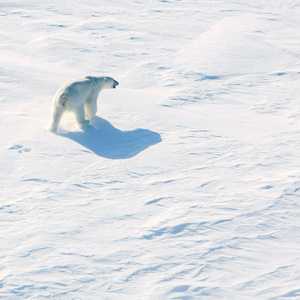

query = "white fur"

[49,76,119,133]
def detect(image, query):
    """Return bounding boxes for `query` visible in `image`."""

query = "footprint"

[8,144,31,153]
[48,23,66,28]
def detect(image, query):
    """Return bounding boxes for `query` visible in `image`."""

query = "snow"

[1,1,300,299]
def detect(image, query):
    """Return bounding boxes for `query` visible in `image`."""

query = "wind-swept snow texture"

[1,1,300,299]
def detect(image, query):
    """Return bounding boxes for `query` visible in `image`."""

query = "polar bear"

[49,76,119,133]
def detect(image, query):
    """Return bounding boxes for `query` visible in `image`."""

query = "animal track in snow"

[8,144,31,153]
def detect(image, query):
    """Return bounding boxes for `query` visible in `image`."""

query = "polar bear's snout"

[103,77,119,89]
[113,80,119,88]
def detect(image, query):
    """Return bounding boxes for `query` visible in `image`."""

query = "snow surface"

[1,1,300,299]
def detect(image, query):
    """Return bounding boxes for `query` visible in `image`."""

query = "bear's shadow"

[60,117,161,159]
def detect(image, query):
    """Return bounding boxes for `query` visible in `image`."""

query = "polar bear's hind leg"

[49,104,64,133]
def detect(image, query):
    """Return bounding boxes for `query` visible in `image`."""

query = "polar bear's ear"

[85,76,96,81]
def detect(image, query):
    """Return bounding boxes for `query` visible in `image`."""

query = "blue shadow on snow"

[61,117,161,159]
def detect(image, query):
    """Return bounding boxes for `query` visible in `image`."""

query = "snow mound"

[176,15,293,75]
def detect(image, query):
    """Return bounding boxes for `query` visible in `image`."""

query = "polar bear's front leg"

[75,105,90,130]
[85,96,98,121]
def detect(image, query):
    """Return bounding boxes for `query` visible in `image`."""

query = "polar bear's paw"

[79,120,92,131]
[48,124,58,134]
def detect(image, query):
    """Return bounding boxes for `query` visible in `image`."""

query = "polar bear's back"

[53,78,94,109]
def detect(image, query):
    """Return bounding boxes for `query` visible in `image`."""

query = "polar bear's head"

[102,76,119,89]
[86,76,119,89]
